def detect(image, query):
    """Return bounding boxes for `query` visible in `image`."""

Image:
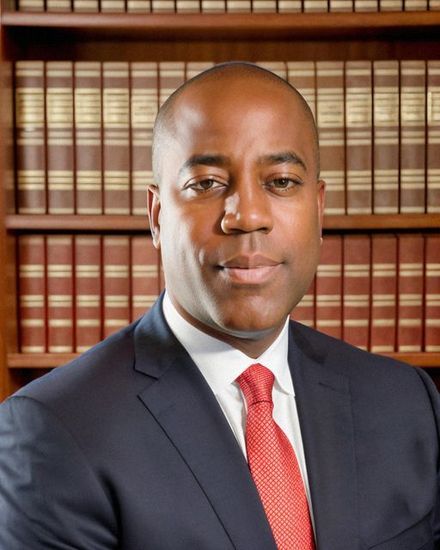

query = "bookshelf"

[1,6,440,400]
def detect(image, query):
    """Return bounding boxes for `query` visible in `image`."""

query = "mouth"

[218,255,282,285]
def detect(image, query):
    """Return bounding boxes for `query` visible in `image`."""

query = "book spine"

[397,235,424,353]
[47,235,74,353]
[73,0,99,11]
[400,60,426,213]
[345,60,373,214]
[303,0,328,10]
[101,0,126,10]
[379,0,402,8]
[287,61,316,120]
[342,235,371,350]
[290,280,316,328]
[127,0,151,10]
[354,0,377,9]
[253,0,277,10]
[46,61,75,214]
[152,0,175,11]
[373,60,399,214]
[103,236,131,338]
[226,0,251,11]
[427,60,440,214]
[329,0,353,11]
[316,235,343,339]
[405,0,427,8]
[176,0,200,10]
[370,235,397,354]
[103,62,131,215]
[47,0,71,10]
[74,61,103,214]
[130,62,158,215]
[18,235,46,353]
[159,62,185,106]
[18,0,45,11]
[425,235,440,352]
[75,235,102,353]
[131,235,160,320]
[278,0,301,11]
[15,61,47,214]
[201,0,225,11]
[316,61,345,215]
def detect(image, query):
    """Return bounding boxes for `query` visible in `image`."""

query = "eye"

[265,177,302,193]
[185,177,226,193]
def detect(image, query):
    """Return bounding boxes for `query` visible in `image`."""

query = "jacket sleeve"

[0,396,118,549]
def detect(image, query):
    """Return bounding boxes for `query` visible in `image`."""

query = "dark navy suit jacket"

[1,296,439,549]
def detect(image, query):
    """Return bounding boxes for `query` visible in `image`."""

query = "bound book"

[397,235,424,353]
[316,62,346,214]
[373,60,399,214]
[316,235,343,339]
[18,235,46,353]
[74,62,103,215]
[342,235,371,350]
[15,61,46,214]
[75,236,102,353]
[425,235,440,352]
[103,62,131,215]
[400,61,426,214]
[345,61,372,214]
[47,235,74,353]
[370,235,397,354]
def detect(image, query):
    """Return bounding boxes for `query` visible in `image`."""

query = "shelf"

[2,11,440,41]
[7,351,440,369]
[5,214,150,232]
[4,213,439,233]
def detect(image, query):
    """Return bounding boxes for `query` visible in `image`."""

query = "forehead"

[168,76,315,155]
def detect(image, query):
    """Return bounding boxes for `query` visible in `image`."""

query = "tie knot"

[236,363,275,408]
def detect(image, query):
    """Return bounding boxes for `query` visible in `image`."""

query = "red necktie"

[236,363,315,550]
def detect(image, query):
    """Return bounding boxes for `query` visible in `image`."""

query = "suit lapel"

[289,323,360,550]
[133,301,277,550]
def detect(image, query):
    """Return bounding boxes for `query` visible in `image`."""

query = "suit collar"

[289,322,360,550]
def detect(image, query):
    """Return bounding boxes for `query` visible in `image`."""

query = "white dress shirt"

[162,292,315,521]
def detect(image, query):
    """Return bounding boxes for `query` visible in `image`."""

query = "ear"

[147,184,161,249]
[317,179,326,244]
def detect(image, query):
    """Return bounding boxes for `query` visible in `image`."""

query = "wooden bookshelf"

[1,4,440,399]
[4,213,440,232]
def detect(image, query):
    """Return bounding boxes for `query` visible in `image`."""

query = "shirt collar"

[162,292,294,397]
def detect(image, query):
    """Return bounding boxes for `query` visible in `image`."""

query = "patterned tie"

[236,363,315,550]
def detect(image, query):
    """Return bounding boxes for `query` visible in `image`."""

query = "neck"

[170,298,286,359]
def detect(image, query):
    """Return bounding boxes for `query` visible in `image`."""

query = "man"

[0,62,439,549]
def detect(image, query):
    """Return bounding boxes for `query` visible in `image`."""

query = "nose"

[220,181,273,234]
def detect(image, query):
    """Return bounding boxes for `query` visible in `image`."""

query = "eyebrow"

[178,154,229,178]
[258,151,307,172]
[178,150,307,178]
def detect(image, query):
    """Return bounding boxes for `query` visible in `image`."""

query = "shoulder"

[289,320,439,408]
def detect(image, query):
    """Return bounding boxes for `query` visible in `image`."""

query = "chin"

[213,310,286,340]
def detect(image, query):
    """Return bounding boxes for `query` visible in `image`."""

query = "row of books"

[16,0,440,13]
[16,233,439,355]
[292,233,439,354]
[14,59,440,217]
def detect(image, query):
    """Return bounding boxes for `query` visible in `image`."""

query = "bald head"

[152,62,320,183]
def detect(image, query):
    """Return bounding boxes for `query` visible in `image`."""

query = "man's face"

[149,75,325,343]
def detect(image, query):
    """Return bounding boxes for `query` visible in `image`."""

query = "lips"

[218,255,281,284]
